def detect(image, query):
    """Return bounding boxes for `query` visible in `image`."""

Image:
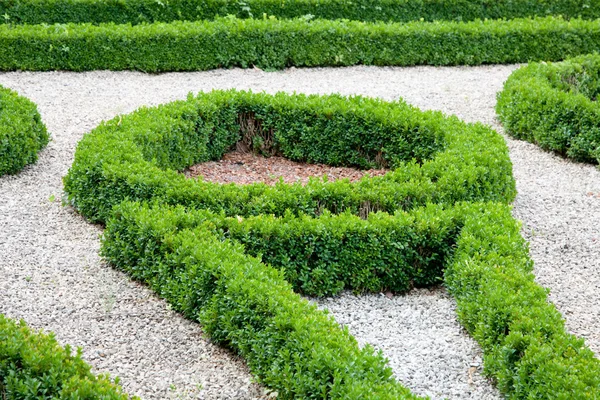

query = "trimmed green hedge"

[102,202,424,399]
[101,200,600,399]
[63,90,515,223]
[2,0,599,25]
[497,53,600,163]
[0,314,133,399]
[0,85,48,176]
[2,16,600,71]
[66,89,600,398]
[104,201,460,297]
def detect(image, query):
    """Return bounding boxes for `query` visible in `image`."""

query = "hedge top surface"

[64,89,515,223]
[0,84,48,176]
[2,0,599,25]
[497,53,600,163]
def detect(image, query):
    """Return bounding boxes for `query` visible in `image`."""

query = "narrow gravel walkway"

[1,65,596,400]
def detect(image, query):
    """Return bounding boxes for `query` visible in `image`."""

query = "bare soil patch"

[184,151,389,185]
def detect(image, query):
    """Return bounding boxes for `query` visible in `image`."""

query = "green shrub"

[67,89,600,398]
[446,203,600,398]
[0,85,48,176]
[1,16,600,71]
[102,202,424,399]
[1,0,599,25]
[0,314,133,399]
[104,201,461,297]
[63,89,515,223]
[101,200,600,399]
[497,53,600,163]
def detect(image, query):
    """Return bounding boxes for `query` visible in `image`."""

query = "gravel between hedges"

[1,65,597,399]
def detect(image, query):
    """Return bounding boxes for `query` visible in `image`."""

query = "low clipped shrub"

[102,202,425,399]
[101,200,600,399]
[64,89,515,223]
[66,89,600,397]
[446,203,600,398]
[2,0,598,25]
[0,314,133,399]
[1,16,600,71]
[64,90,517,398]
[104,201,461,297]
[497,54,600,163]
[0,85,48,175]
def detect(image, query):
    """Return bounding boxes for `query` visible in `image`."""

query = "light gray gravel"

[1,64,597,400]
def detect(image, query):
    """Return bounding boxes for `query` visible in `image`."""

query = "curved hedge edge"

[446,203,600,397]
[1,0,599,26]
[102,200,600,398]
[105,200,460,297]
[63,90,515,224]
[0,85,49,176]
[497,53,600,164]
[101,201,425,400]
[0,314,135,399]
[1,16,600,71]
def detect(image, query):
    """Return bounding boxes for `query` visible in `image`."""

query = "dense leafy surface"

[1,16,600,71]
[498,53,600,163]
[2,0,599,25]
[0,85,48,175]
[64,90,515,223]
[65,89,600,398]
[0,315,132,399]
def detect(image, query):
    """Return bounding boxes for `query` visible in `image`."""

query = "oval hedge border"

[497,53,600,164]
[64,90,600,398]
[1,16,600,71]
[0,314,133,399]
[64,89,516,224]
[0,85,48,176]
[2,0,599,26]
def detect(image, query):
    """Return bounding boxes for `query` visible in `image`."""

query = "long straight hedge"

[2,16,600,71]
[2,0,599,25]
[101,200,600,398]
[497,53,600,163]
[0,315,133,399]
[0,85,48,176]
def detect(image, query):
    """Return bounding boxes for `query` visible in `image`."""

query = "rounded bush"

[0,85,48,176]
[497,53,600,163]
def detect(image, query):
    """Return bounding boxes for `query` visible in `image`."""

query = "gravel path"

[1,65,597,399]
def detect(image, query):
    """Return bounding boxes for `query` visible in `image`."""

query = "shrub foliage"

[0,85,48,176]
[1,16,600,71]
[0,315,133,399]
[2,0,599,25]
[497,53,600,163]
[65,89,600,398]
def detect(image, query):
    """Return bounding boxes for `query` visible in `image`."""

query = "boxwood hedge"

[0,85,48,176]
[65,89,600,398]
[101,200,600,399]
[63,90,516,223]
[1,16,600,71]
[0,314,133,399]
[497,53,600,164]
[2,0,599,25]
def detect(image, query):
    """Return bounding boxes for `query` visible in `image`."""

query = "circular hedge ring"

[0,85,48,176]
[497,53,600,164]
[64,89,516,223]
